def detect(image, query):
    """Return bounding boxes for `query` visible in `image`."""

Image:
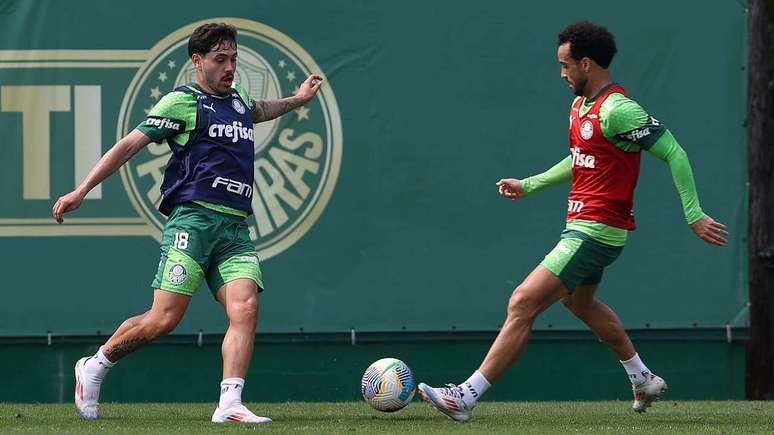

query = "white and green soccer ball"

[361,358,416,412]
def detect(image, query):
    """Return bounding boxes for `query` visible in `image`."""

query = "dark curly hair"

[557,21,617,69]
[188,23,237,58]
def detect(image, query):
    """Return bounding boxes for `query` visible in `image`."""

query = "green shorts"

[151,203,264,297]
[540,230,623,293]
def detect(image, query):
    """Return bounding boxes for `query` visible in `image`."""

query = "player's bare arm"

[52,129,152,223]
[251,74,324,123]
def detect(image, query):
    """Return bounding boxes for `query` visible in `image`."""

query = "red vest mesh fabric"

[567,85,641,230]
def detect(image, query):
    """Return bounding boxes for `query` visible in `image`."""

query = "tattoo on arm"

[252,97,303,123]
[103,337,148,361]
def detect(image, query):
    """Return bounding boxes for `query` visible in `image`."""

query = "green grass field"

[2,401,773,434]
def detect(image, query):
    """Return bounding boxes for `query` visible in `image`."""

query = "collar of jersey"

[579,82,620,117]
[583,81,618,105]
[186,82,232,99]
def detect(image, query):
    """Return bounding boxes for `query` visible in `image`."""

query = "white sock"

[83,347,115,381]
[620,353,651,386]
[460,370,491,407]
[219,378,245,409]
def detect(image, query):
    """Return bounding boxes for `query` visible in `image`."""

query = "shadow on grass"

[261,414,441,423]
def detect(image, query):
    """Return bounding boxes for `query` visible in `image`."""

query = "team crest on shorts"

[168,264,188,285]
[118,18,343,261]
[580,120,594,140]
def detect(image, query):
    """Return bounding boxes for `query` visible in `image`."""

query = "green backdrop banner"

[0,0,747,336]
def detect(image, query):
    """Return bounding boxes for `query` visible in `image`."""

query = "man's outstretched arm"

[497,156,572,201]
[52,129,152,223]
[647,131,728,246]
[251,74,323,123]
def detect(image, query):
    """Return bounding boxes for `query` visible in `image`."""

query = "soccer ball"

[361,358,416,412]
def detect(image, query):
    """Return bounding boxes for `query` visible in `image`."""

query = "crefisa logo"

[118,18,342,261]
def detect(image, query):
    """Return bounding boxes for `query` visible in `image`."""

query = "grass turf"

[1,401,773,434]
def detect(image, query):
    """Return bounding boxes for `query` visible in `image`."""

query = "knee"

[228,295,258,324]
[506,285,539,322]
[141,311,180,339]
[121,315,144,330]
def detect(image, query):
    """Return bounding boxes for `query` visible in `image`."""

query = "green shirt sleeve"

[136,90,197,144]
[598,93,666,151]
[589,91,704,224]
[646,130,705,224]
[233,83,257,113]
[521,156,572,195]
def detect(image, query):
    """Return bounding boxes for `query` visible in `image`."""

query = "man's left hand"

[690,214,728,246]
[296,74,324,102]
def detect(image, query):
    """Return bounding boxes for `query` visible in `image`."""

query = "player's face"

[195,40,237,95]
[557,43,587,97]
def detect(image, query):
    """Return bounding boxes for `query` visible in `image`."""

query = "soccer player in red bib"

[418,21,728,422]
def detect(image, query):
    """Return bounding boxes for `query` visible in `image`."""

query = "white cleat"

[74,357,101,420]
[632,373,668,413]
[211,403,272,424]
[418,383,473,423]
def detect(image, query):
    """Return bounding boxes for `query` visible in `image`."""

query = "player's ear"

[580,57,592,73]
[192,53,202,71]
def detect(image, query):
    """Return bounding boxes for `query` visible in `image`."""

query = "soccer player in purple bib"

[53,23,323,423]
[418,21,728,422]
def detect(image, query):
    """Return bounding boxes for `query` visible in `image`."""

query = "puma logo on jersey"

[208,121,255,143]
[571,147,596,168]
[211,176,253,198]
[145,116,184,132]
[203,102,216,112]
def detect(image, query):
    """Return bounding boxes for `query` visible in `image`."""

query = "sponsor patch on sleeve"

[144,116,186,133]
[616,116,665,149]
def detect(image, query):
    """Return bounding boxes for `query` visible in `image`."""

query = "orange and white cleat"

[211,403,272,423]
[632,373,668,413]
[74,357,101,420]
[418,383,474,423]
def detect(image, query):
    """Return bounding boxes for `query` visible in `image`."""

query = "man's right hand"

[496,178,523,201]
[53,190,85,224]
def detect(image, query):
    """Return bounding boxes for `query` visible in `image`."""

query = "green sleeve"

[521,156,572,195]
[599,93,666,152]
[136,91,197,144]
[233,83,257,113]
[647,130,705,224]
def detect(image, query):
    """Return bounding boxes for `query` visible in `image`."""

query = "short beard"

[573,76,588,97]
[203,68,227,95]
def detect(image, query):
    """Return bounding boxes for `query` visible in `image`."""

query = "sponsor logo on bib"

[118,18,343,260]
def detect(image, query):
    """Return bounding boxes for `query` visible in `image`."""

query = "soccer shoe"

[74,357,101,420]
[211,403,272,423]
[632,373,668,413]
[418,383,473,423]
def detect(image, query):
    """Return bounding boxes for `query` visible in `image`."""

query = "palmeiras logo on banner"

[118,18,342,260]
